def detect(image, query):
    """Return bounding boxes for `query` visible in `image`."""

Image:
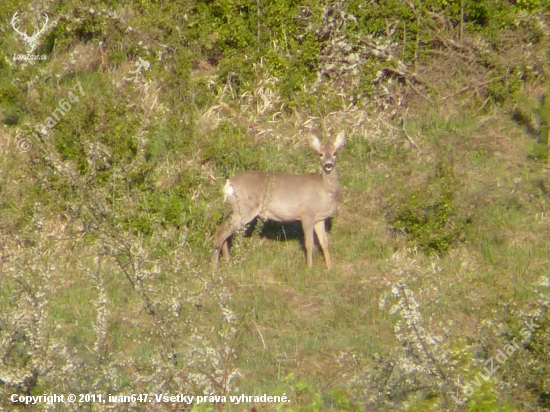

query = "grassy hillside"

[1,0,550,410]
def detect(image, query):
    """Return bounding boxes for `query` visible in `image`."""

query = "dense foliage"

[1,0,550,410]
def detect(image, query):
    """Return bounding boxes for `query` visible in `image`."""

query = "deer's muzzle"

[323,163,334,174]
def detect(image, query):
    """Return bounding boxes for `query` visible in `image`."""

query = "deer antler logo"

[11,11,49,54]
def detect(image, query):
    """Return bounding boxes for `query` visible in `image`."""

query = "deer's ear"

[308,134,323,152]
[333,130,346,151]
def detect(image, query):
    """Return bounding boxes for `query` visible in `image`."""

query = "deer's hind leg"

[213,222,233,268]
[212,203,261,269]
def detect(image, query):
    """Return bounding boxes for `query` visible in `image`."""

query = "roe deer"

[212,130,346,270]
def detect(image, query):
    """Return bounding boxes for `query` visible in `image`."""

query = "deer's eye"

[319,153,323,157]
[333,152,337,156]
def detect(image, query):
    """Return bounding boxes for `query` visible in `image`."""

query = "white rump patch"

[223,180,234,202]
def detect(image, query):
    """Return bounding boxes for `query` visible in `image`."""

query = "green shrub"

[389,160,471,254]
[516,74,550,163]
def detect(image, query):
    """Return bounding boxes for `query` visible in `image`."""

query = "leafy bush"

[516,74,550,163]
[389,160,471,254]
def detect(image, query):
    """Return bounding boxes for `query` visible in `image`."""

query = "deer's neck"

[322,169,340,197]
